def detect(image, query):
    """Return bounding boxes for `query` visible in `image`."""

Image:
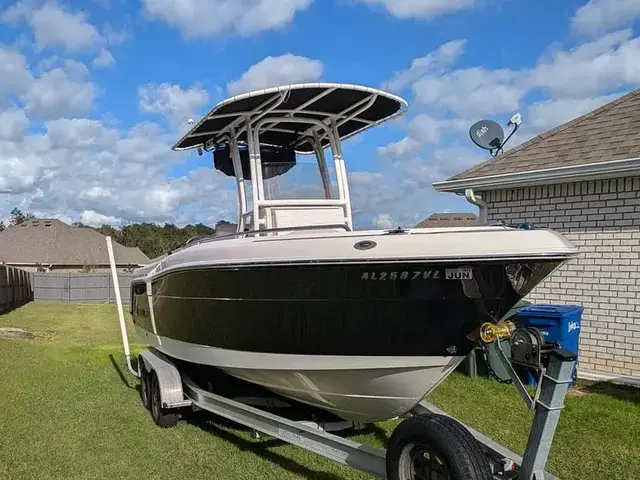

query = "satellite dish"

[469,119,504,151]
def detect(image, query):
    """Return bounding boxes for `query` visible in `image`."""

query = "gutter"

[433,156,640,193]
[464,189,487,225]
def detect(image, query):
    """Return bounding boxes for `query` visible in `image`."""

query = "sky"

[1,0,640,229]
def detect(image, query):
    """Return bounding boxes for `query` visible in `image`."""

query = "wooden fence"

[0,266,33,314]
[32,272,134,304]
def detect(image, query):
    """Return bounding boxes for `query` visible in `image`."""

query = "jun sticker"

[361,270,440,281]
[445,268,473,280]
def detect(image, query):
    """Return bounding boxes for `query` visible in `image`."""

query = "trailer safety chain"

[482,348,513,385]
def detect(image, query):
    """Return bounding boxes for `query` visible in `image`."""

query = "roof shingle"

[414,212,478,228]
[449,88,640,181]
[0,219,150,266]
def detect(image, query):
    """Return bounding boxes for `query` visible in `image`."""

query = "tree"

[53,219,225,259]
[96,224,121,240]
[9,207,35,226]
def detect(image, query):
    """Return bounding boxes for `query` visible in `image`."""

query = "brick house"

[433,89,640,382]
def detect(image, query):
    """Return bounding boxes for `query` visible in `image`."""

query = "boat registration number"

[361,270,440,280]
[361,268,473,281]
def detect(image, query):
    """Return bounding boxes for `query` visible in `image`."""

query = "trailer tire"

[150,372,179,428]
[139,358,151,411]
[386,413,492,480]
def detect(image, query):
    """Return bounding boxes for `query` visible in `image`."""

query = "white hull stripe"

[134,327,461,371]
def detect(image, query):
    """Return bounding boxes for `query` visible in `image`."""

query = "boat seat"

[266,205,347,232]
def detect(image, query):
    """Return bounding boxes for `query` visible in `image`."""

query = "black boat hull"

[132,259,562,358]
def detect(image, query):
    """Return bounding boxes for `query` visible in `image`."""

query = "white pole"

[106,236,139,377]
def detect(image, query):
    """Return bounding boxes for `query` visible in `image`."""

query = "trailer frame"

[134,343,573,480]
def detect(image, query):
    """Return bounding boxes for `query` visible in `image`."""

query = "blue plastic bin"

[514,304,584,385]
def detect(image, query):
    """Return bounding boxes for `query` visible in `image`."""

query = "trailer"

[107,236,574,480]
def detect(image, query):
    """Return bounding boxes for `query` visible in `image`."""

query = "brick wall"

[481,177,640,378]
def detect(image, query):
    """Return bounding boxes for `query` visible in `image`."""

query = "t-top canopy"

[172,83,408,154]
[213,143,296,180]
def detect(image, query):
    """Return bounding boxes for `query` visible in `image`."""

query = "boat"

[129,83,578,423]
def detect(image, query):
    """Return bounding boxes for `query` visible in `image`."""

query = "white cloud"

[5,2,102,52]
[0,54,98,120]
[0,154,47,194]
[407,114,448,144]
[526,93,622,132]
[356,0,476,20]
[0,129,61,196]
[4,2,640,232]
[371,211,424,229]
[103,23,129,46]
[376,26,640,194]
[377,114,450,158]
[384,28,640,133]
[0,108,29,141]
[141,0,312,38]
[1,1,32,24]
[21,63,98,119]
[348,171,408,218]
[45,118,118,149]
[0,41,235,227]
[92,48,115,69]
[80,210,122,227]
[138,82,210,127]
[114,123,176,165]
[377,136,421,158]
[0,45,33,96]
[371,213,395,229]
[384,39,467,92]
[404,148,485,188]
[145,185,182,214]
[3,2,125,69]
[347,168,455,230]
[413,66,524,118]
[0,113,237,224]
[36,54,62,73]
[61,59,90,80]
[79,186,115,201]
[227,54,324,95]
[529,29,640,97]
[571,0,640,36]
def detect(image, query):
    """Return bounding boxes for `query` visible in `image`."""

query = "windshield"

[261,156,338,200]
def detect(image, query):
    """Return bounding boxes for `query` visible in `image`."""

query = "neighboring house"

[0,219,150,272]
[415,212,478,228]
[433,88,640,382]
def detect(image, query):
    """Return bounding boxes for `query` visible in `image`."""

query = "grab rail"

[179,223,351,250]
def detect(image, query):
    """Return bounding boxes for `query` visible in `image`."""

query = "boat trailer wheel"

[148,371,179,428]
[139,356,151,411]
[386,413,492,480]
[399,444,451,480]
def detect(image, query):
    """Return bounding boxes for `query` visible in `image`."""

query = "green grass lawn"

[1,302,639,480]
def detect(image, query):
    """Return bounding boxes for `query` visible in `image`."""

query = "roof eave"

[433,156,640,193]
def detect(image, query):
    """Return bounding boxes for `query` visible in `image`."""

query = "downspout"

[464,188,487,225]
